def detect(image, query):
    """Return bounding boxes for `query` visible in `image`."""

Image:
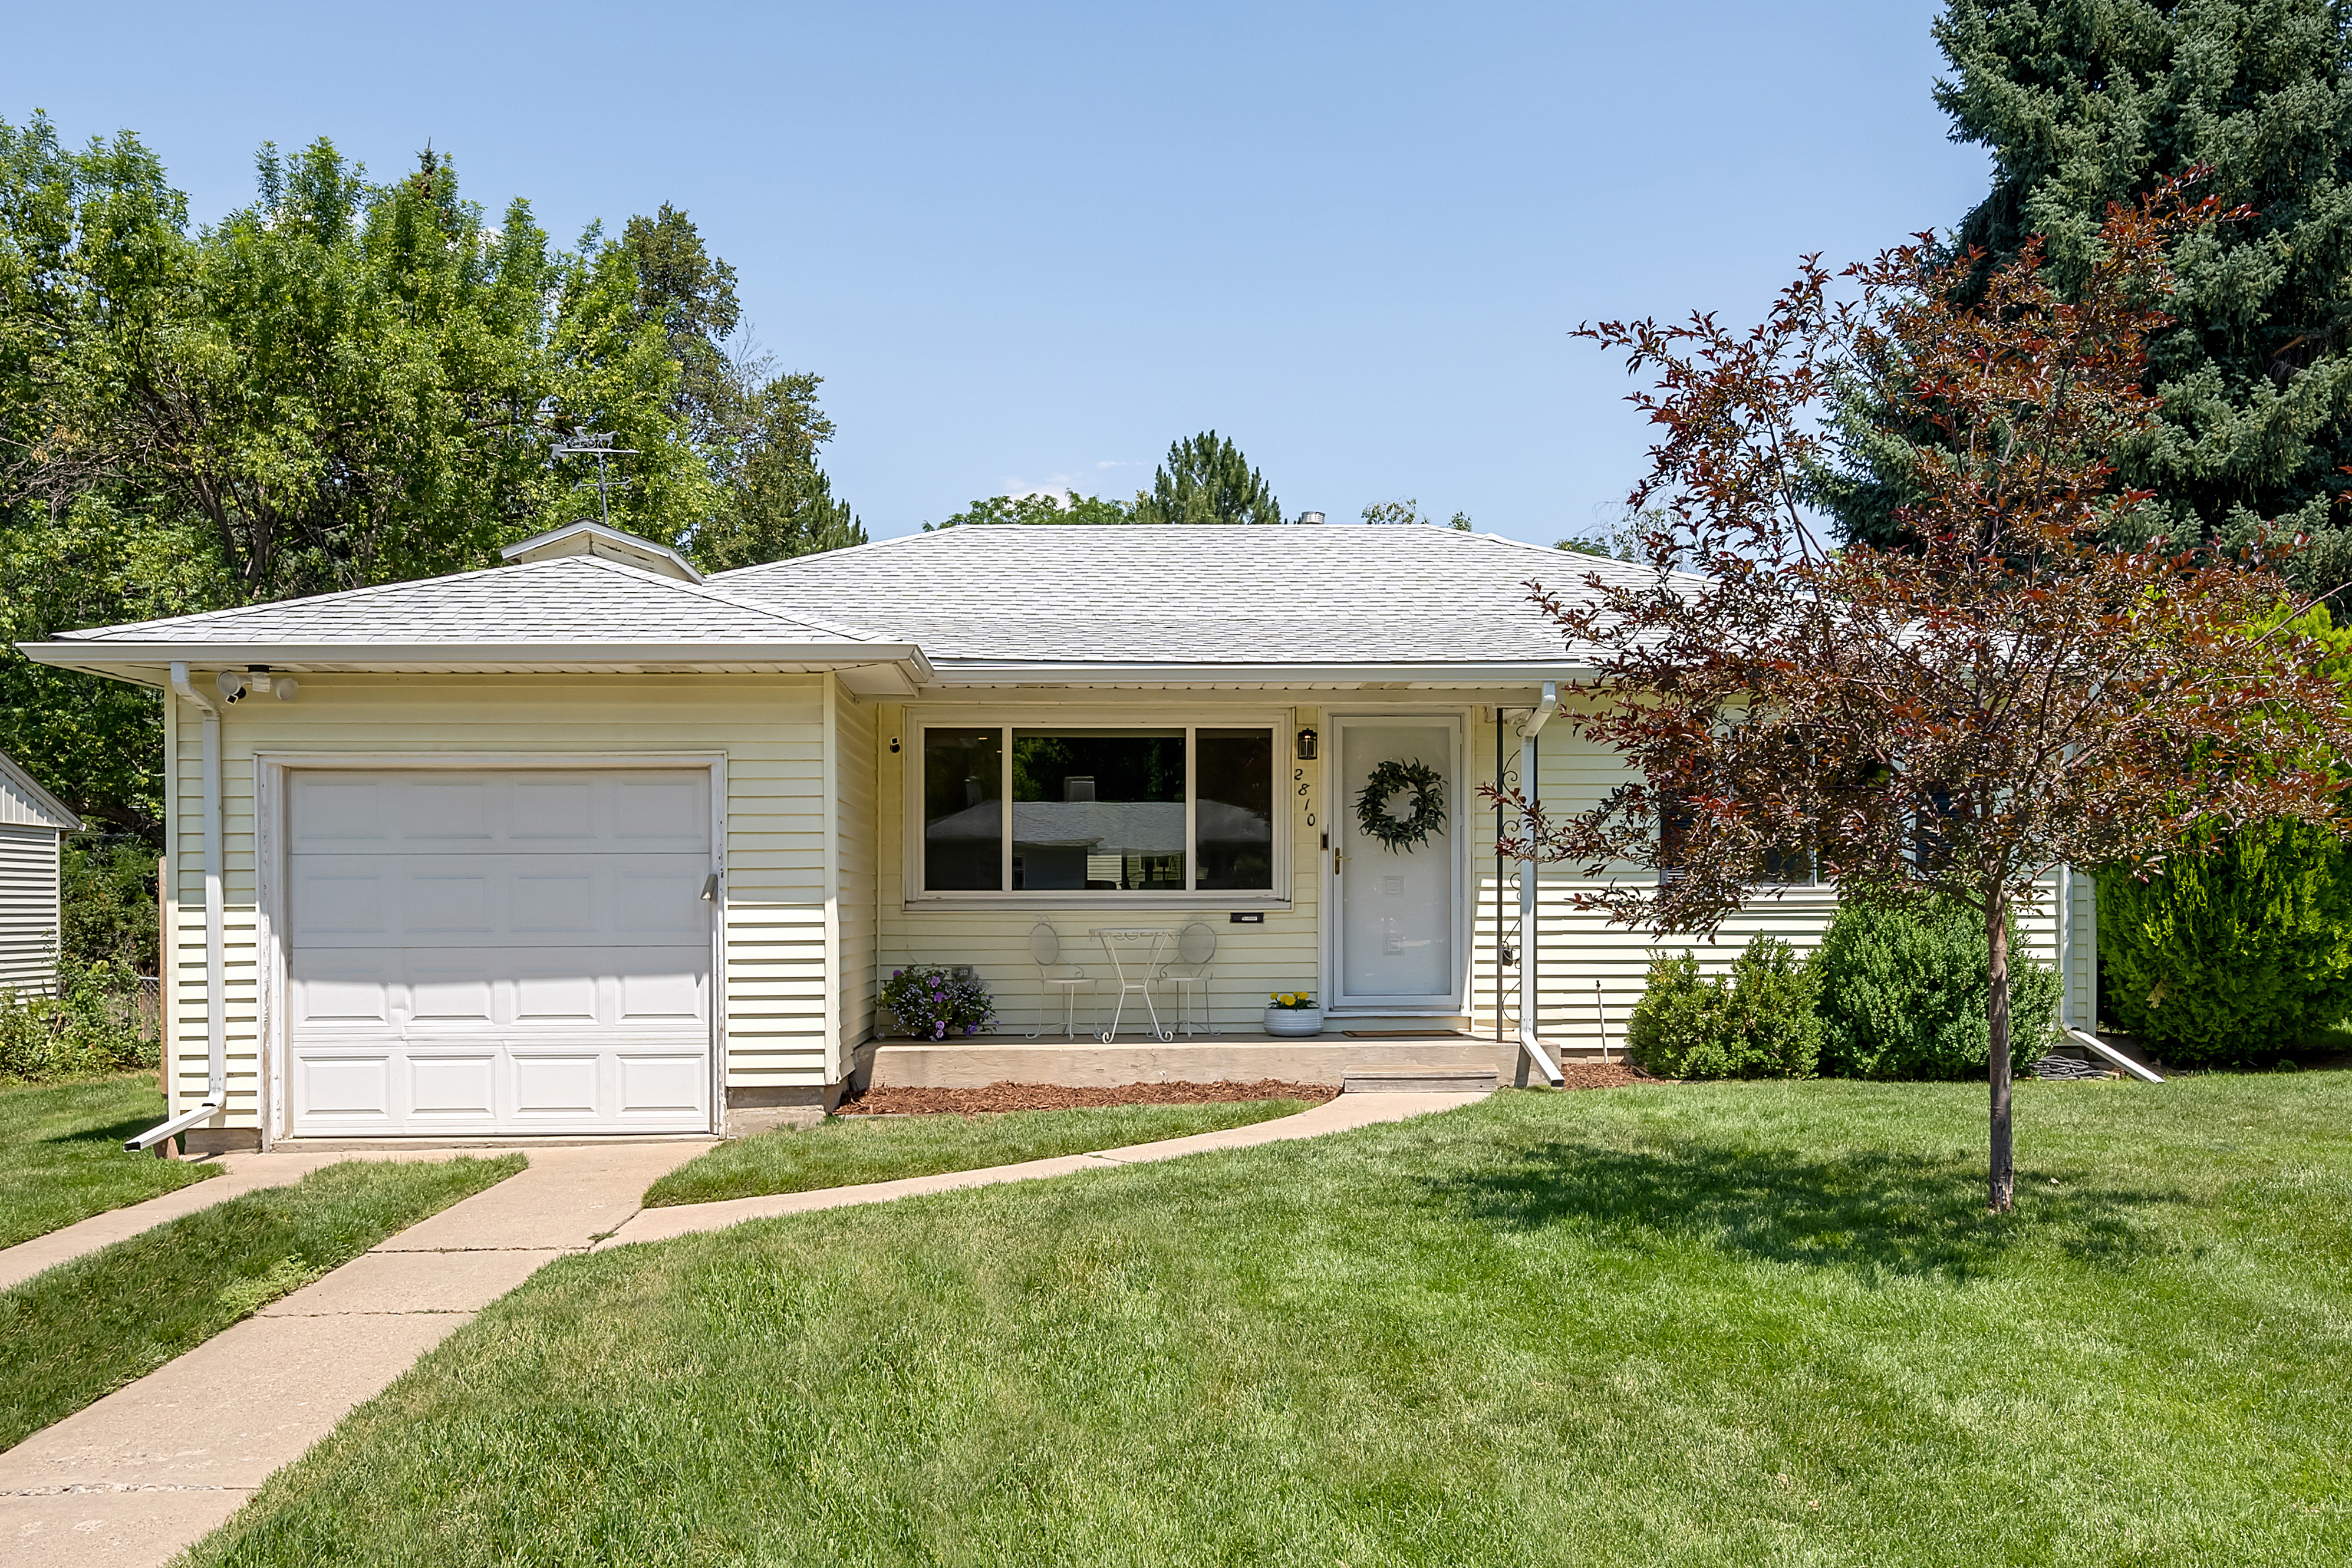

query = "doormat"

[1341,1029,1470,1038]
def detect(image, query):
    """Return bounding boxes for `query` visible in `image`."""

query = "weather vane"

[552,430,640,527]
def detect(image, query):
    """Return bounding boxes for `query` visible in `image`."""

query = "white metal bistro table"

[1089,927,1175,1042]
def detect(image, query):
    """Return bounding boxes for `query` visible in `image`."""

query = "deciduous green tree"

[930,492,1136,529]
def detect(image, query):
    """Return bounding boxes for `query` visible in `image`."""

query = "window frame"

[902,708,1292,910]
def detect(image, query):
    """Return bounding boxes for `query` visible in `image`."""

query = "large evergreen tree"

[1132,431,1284,525]
[1833,0,2352,598]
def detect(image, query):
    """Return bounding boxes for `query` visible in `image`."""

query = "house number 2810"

[1296,767,1314,828]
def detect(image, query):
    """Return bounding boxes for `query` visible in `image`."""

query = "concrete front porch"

[863,1026,1524,1089]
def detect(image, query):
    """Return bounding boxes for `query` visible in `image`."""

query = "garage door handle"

[700,874,720,902]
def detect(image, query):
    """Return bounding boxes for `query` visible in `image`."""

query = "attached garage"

[285,767,717,1137]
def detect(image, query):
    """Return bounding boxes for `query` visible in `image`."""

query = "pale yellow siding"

[163,673,829,1132]
[1461,702,2089,1052]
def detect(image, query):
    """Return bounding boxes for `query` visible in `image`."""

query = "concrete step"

[1342,1068,1501,1094]
[868,1036,1507,1090]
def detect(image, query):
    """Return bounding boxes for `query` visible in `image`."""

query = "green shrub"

[2097,821,2352,1063]
[0,960,159,1082]
[1813,899,2063,1080]
[1625,936,1821,1079]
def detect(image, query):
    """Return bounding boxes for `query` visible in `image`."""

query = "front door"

[1332,716,1462,1011]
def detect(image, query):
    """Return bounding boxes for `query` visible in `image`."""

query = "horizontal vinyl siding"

[165,674,830,1129]
[1463,703,2083,1051]
[0,825,61,995]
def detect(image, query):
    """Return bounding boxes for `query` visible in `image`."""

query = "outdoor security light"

[1296,727,1318,761]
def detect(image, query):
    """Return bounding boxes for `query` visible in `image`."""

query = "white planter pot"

[1264,1006,1324,1037]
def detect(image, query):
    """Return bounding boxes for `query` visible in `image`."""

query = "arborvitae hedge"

[2097,822,2352,1063]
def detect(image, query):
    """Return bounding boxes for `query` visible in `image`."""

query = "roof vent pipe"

[1296,511,1325,525]
[129,664,226,1153]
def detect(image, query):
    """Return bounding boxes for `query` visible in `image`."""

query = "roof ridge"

[709,529,939,582]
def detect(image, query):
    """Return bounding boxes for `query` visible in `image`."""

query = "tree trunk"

[1986,890,2015,1213]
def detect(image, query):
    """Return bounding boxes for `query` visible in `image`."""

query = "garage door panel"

[509,1052,601,1118]
[617,1052,707,1116]
[407,1052,499,1120]
[294,1050,397,1124]
[292,771,711,855]
[292,959,395,1027]
[619,967,705,1022]
[293,854,709,947]
[287,767,714,1138]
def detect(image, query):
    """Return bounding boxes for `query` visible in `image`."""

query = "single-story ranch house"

[22,521,2096,1150]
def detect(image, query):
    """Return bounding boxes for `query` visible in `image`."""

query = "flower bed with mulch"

[835,1079,1341,1116]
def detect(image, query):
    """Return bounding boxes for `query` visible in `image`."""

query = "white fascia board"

[922,660,1596,687]
[17,640,933,682]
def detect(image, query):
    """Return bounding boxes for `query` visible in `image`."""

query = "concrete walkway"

[605,1090,1490,1248]
[0,1141,710,1568]
[1,1089,1487,1568]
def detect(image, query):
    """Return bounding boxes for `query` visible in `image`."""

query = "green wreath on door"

[1355,759,1447,852]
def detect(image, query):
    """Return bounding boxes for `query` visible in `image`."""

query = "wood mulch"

[836,1064,1665,1116]
[834,1079,1341,1117]
[1553,1061,1660,1090]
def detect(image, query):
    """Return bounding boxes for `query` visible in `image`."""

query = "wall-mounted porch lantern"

[1295,727,1318,761]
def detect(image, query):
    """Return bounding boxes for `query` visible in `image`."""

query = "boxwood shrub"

[1811,899,2061,1080]
[1625,936,1821,1079]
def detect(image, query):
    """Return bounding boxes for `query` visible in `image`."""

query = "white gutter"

[19,640,931,680]
[925,661,1598,688]
[1518,681,1564,1086]
[129,663,224,1152]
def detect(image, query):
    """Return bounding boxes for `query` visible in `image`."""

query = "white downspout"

[2055,863,2071,1032]
[127,664,225,1152]
[1518,681,1563,1086]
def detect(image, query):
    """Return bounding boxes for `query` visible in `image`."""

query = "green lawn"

[0,1155,520,1450]
[0,1073,218,1251]
[643,1098,1313,1207]
[189,1075,2349,1567]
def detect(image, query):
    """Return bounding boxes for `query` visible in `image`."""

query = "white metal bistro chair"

[1155,920,1220,1037]
[1091,927,1174,1042]
[1026,924,1095,1040]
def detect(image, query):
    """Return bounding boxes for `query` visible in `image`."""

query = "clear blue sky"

[4,2,1987,546]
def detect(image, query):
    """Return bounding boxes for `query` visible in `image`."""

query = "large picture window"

[918,723,1279,897]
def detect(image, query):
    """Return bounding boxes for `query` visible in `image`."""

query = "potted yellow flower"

[1264,990,1323,1037]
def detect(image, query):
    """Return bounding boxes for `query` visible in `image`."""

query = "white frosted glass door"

[1333,719,1461,1009]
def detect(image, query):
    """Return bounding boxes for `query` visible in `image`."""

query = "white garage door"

[286,769,714,1137]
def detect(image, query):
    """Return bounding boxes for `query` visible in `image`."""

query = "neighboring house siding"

[163,674,830,1131]
[872,699,1325,1037]
[0,825,61,996]
[834,684,879,1063]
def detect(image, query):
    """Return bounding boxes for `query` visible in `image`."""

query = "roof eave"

[17,640,933,684]
[920,660,1596,687]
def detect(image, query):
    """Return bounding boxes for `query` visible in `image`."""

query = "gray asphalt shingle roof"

[58,554,888,648]
[714,523,1641,667]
